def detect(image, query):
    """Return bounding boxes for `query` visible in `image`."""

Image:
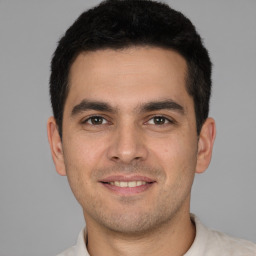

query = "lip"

[99,175,155,183]
[99,175,156,196]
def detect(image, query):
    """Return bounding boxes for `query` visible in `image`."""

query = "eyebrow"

[71,99,185,117]
[139,100,185,114]
[71,100,115,116]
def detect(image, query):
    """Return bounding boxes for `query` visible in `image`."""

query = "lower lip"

[100,182,155,195]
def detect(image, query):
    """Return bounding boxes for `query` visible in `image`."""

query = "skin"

[48,47,216,256]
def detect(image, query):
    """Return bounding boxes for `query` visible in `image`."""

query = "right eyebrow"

[71,99,115,117]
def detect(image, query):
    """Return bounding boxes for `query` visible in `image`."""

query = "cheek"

[62,135,106,198]
[64,134,105,170]
[150,133,198,178]
[152,133,197,161]
[160,138,197,199]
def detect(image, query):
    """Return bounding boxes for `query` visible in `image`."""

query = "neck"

[85,212,196,256]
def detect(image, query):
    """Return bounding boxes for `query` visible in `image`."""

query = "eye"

[147,116,173,125]
[83,116,108,125]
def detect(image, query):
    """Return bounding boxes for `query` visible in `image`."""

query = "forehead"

[66,47,191,111]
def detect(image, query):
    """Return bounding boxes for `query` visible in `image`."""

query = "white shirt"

[57,215,256,256]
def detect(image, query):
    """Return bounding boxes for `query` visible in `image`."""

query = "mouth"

[99,176,156,195]
[106,181,148,187]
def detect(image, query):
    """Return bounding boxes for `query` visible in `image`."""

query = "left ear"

[195,117,216,174]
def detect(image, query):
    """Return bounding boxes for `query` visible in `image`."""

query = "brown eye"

[148,116,171,125]
[153,116,166,125]
[84,116,107,125]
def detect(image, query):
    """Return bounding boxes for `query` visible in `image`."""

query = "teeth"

[120,181,127,187]
[136,181,143,186]
[128,181,136,187]
[109,181,147,187]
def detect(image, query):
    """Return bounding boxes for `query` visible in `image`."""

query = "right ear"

[47,116,66,176]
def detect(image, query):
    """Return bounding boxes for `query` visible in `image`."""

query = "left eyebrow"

[139,100,185,114]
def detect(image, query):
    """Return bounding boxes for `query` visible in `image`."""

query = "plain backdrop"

[0,1,255,255]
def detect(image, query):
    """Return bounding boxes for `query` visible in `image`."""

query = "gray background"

[0,0,255,255]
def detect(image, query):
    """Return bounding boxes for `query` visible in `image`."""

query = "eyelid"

[80,114,176,126]
[145,115,176,125]
[81,115,110,125]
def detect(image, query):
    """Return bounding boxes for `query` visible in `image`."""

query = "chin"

[90,207,176,236]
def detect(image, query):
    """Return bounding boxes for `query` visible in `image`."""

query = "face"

[48,47,215,235]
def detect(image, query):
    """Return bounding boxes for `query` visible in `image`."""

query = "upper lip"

[99,175,156,183]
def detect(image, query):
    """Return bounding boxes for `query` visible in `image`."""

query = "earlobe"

[195,117,216,174]
[47,116,67,176]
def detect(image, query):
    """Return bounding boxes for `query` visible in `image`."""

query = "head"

[50,0,212,138]
[48,0,215,236]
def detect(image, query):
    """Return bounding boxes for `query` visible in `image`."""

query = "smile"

[99,176,156,195]
[108,181,147,187]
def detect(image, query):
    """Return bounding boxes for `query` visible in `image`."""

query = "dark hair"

[50,0,212,137]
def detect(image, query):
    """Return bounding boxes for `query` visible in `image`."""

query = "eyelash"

[81,115,175,126]
[81,115,109,125]
[147,116,175,125]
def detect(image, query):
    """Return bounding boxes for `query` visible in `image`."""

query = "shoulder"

[186,215,256,256]
[56,246,76,256]
[56,228,88,256]
[208,228,256,255]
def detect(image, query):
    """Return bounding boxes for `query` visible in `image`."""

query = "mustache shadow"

[92,163,165,180]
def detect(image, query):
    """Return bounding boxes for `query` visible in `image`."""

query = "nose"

[107,122,148,164]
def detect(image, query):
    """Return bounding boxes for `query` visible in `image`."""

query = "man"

[47,0,256,255]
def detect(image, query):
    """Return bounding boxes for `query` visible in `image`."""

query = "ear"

[195,117,216,174]
[47,116,66,176]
